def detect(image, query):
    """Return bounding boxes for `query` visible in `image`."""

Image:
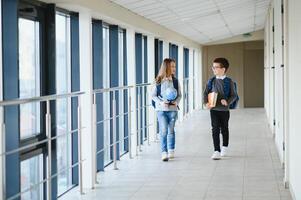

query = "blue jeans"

[157,111,178,152]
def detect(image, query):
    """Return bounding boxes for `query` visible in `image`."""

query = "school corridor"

[1,0,301,199]
[60,109,292,200]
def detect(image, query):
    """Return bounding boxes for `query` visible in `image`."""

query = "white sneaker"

[168,150,175,159]
[221,146,228,157]
[161,152,169,162]
[211,151,221,160]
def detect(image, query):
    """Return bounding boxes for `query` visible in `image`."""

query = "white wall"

[264,17,270,121]
[147,36,156,142]
[287,0,301,199]
[274,0,285,164]
[268,6,275,136]
[79,11,94,189]
[195,49,203,110]
[126,28,138,156]
[265,0,301,199]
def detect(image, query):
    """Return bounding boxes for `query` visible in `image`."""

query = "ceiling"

[110,0,271,44]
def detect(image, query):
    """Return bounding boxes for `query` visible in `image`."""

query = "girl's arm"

[174,82,182,105]
[151,85,163,105]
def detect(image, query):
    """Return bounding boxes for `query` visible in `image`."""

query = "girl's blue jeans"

[157,111,178,153]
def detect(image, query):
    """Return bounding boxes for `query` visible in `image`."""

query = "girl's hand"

[221,99,228,106]
[162,101,170,108]
[170,101,177,106]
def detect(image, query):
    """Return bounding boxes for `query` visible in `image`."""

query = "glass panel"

[118,31,124,154]
[20,154,43,200]
[18,18,41,139]
[55,13,73,196]
[141,37,145,141]
[103,27,111,165]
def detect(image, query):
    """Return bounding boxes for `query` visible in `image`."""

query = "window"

[183,48,189,114]
[193,50,196,110]
[4,2,79,199]
[135,33,148,144]
[154,39,163,78]
[169,43,178,77]
[142,36,148,141]
[20,154,44,200]
[103,25,111,165]
[55,11,73,196]
[17,2,47,199]
[118,30,125,155]
[18,17,41,139]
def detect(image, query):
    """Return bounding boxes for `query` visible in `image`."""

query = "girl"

[152,58,182,161]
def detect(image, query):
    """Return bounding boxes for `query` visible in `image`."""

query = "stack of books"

[208,92,218,107]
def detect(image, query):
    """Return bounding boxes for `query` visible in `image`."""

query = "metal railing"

[91,82,153,188]
[0,77,196,199]
[0,91,85,200]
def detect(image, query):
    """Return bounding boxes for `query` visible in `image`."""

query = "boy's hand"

[206,103,213,109]
[221,99,228,106]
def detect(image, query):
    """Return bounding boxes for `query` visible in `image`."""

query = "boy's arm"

[227,80,237,105]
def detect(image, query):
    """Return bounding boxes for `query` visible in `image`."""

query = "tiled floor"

[61,108,293,200]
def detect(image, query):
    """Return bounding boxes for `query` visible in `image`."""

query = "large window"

[142,36,148,141]
[18,17,41,140]
[135,33,148,145]
[103,25,111,165]
[183,47,190,114]
[3,1,79,199]
[20,154,44,200]
[169,43,178,77]
[118,29,125,155]
[55,11,73,196]
[17,3,45,199]
[154,39,163,78]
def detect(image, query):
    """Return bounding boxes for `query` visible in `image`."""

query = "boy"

[203,58,237,160]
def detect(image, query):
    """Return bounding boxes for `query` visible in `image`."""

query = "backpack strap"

[156,84,161,97]
[172,77,179,92]
[207,77,216,92]
[172,77,180,110]
[223,77,231,99]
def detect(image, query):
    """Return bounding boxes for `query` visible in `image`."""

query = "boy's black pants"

[210,110,230,152]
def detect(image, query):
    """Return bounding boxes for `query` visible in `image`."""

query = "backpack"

[207,77,239,109]
[152,77,179,108]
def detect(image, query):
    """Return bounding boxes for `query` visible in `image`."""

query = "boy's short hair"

[213,57,229,72]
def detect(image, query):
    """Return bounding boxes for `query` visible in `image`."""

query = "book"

[208,92,218,107]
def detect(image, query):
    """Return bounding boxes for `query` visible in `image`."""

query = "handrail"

[0,77,195,199]
[0,91,85,107]
[93,85,134,94]
[0,91,86,199]
[92,82,153,94]
[135,82,153,87]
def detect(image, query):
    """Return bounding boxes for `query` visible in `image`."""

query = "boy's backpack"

[207,77,239,109]
[152,77,179,108]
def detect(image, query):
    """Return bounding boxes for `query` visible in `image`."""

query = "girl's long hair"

[155,58,176,84]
